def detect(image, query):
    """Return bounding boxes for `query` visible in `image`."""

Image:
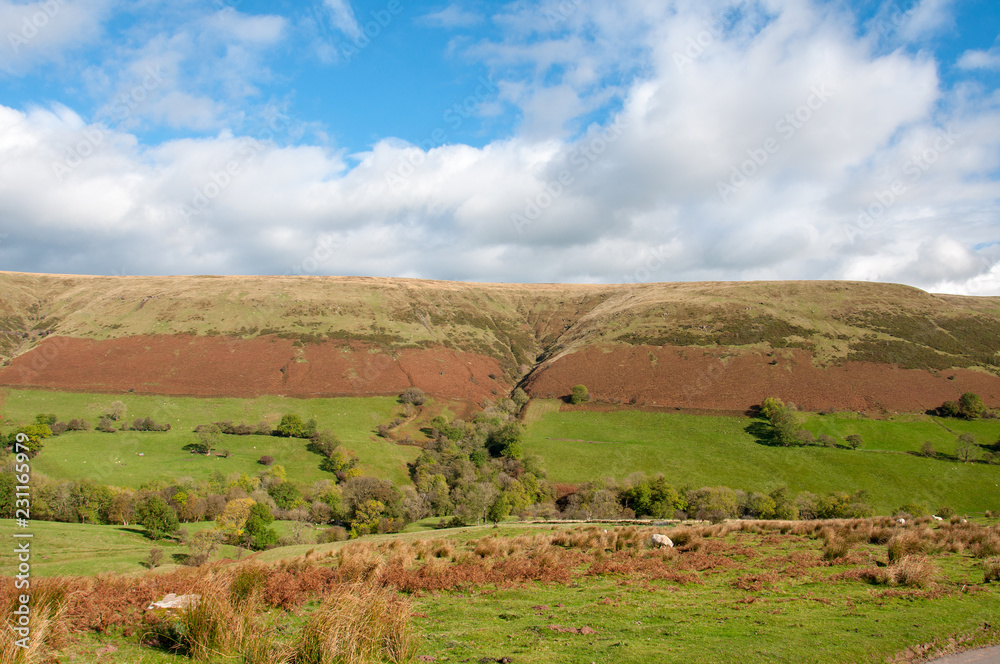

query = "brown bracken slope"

[2,272,1000,412]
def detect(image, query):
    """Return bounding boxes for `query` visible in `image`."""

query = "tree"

[106,400,126,421]
[569,385,590,405]
[400,387,426,406]
[217,498,256,542]
[8,424,52,458]
[487,494,512,524]
[759,396,785,420]
[34,413,57,426]
[920,441,936,458]
[845,434,863,450]
[511,387,530,409]
[137,496,179,540]
[956,433,979,463]
[275,414,305,438]
[188,424,221,455]
[958,392,985,419]
[244,503,278,550]
[267,481,302,510]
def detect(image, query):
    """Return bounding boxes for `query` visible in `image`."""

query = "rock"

[145,593,201,614]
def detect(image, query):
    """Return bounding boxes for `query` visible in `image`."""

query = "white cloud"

[418,5,483,29]
[0,0,998,295]
[958,45,1000,71]
[322,0,362,40]
[0,0,111,73]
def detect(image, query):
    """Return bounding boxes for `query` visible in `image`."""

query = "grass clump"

[985,557,1000,583]
[293,584,416,664]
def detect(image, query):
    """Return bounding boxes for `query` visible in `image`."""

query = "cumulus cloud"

[0,0,112,73]
[0,0,998,295]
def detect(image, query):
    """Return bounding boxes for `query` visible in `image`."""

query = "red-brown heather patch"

[523,345,1000,412]
[0,335,509,401]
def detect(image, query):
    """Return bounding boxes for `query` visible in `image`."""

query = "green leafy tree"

[34,413,57,426]
[137,495,180,540]
[487,494,512,524]
[9,424,52,458]
[845,434,863,450]
[267,481,302,510]
[569,385,590,405]
[958,392,985,419]
[511,387,530,409]
[275,414,305,438]
[759,396,785,420]
[244,503,278,550]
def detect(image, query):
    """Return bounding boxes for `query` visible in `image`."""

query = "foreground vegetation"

[3,517,1000,663]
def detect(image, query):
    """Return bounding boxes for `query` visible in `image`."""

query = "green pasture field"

[48,520,1000,663]
[523,401,1000,514]
[0,389,419,486]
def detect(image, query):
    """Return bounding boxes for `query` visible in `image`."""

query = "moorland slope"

[2,273,1000,411]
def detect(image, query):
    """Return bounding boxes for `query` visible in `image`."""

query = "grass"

[12,518,1000,664]
[1,389,419,486]
[0,519,319,578]
[522,401,1000,514]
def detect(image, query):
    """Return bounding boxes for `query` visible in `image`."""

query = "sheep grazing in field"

[896,518,906,525]
[651,533,674,548]
[933,515,943,521]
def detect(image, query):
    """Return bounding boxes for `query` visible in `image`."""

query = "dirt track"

[0,335,508,401]
[523,345,1000,412]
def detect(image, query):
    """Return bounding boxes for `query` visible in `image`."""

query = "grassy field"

[18,518,1000,664]
[0,389,419,485]
[523,401,1000,514]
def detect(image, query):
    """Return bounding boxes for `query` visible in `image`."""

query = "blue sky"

[1,0,999,293]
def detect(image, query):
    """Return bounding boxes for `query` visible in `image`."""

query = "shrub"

[96,417,117,433]
[935,506,956,519]
[66,418,90,431]
[399,387,426,406]
[920,441,936,458]
[319,526,350,543]
[818,434,837,448]
[258,455,274,466]
[569,385,590,405]
[34,413,57,426]
[293,585,416,664]
[985,557,1000,583]
[845,434,862,450]
[146,547,163,569]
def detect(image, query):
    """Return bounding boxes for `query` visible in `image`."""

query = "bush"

[818,434,837,448]
[146,547,164,569]
[822,537,851,561]
[399,387,426,406]
[569,385,590,405]
[318,526,349,543]
[258,455,274,466]
[920,441,936,458]
[96,417,117,433]
[845,434,862,450]
[66,418,90,431]
[985,557,1000,583]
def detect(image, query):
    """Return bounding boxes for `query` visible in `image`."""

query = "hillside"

[2,272,1000,412]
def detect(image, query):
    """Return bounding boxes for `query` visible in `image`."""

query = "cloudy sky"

[1,0,999,293]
